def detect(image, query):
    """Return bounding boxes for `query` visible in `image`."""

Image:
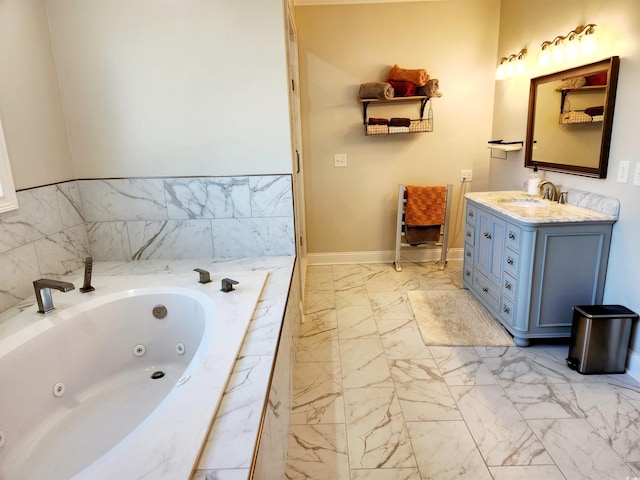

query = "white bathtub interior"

[0,270,268,480]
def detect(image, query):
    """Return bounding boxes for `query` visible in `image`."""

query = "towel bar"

[393,183,452,272]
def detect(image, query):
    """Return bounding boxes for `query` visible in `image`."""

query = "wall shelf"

[486,142,523,152]
[359,96,433,136]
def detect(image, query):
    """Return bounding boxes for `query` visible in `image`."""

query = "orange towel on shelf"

[404,185,447,226]
[388,64,429,87]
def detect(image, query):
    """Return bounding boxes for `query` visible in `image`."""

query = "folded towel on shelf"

[388,64,429,87]
[409,120,430,133]
[561,111,592,124]
[387,80,416,97]
[359,82,395,100]
[584,105,604,117]
[405,225,441,246]
[367,124,389,135]
[559,76,586,90]
[585,72,607,86]
[415,79,443,97]
[405,185,447,226]
[389,126,410,134]
[368,117,389,125]
[389,117,411,127]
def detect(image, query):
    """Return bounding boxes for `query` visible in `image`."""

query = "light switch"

[334,154,347,167]
[617,161,630,183]
[633,162,640,186]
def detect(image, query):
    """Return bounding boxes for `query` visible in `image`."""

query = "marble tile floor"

[286,260,640,480]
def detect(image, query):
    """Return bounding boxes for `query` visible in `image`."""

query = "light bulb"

[565,35,580,59]
[552,42,565,63]
[515,57,526,76]
[506,60,515,78]
[496,62,506,80]
[582,32,598,55]
[538,48,551,67]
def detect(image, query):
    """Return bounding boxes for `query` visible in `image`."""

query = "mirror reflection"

[525,56,619,178]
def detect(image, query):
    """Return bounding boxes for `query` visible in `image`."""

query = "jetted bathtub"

[0,271,267,480]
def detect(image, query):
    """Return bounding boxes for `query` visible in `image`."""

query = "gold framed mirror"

[525,56,619,178]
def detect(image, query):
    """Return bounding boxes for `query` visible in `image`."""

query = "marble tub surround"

[79,175,295,261]
[0,175,294,315]
[465,190,619,224]
[289,260,640,479]
[0,182,89,313]
[0,256,296,479]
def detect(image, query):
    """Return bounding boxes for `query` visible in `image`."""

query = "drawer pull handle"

[507,258,514,265]
[482,287,488,293]
[466,251,471,257]
[465,270,471,277]
[483,232,492,239]
[505,282,512,290]
[508,233,516,240]
[503,306,510,314]
[466,231,472,237]
[469,212,474,218]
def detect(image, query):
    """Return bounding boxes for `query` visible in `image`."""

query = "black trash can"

[566,305,637,374]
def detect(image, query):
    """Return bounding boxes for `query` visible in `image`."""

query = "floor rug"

[407,289,515,347]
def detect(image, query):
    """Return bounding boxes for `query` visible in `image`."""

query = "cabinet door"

[475,208,506,286]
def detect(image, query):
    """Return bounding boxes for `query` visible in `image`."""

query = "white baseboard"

[307,248,464,265]
[627,348,640,382]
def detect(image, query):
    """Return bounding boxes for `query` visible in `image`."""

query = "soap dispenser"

[527,165,540,196]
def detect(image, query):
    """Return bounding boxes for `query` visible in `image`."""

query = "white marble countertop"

[0,256,295,480]
[465,191,619,225]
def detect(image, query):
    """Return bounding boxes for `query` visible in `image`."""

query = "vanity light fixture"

[537,24,598,67]
[495,48,527,80]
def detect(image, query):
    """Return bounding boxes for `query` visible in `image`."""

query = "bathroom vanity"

[463,191,618,346]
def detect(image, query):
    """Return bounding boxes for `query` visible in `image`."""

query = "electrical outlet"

[617,160,630,183]
[461,170,473,182]
[633,162,640,186]
[334,153,347,167]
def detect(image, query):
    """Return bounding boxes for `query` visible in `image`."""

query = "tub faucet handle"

[80,256,95,293]
[194,268,211,284]
[221,278,239,292]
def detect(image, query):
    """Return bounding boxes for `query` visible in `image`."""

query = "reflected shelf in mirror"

[524,56,620,178]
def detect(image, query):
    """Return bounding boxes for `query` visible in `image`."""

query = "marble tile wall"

[0,175,295,313]
[80,176,295,261]
[0,182,89,312]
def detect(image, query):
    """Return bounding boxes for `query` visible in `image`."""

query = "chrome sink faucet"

[33,279,75,314]
[538,181,558,201]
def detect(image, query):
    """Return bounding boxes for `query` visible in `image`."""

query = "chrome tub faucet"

[33,279,75,314]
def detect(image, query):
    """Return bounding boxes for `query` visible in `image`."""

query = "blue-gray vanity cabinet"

[463,201,613,347]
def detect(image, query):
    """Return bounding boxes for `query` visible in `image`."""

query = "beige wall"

[0,0,75,189]
[45,0,292,179]
[490,0,640,353]
[295,1,501,255]
[1,0,292,190]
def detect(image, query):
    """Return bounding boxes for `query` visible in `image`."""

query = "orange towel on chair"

[405,185,447,226]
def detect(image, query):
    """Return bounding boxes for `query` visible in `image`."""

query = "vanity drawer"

[500,298,515,327]
[502,272,517,302]
[464,243,474,263]
[504,248,519,278]
[466,205,477,226]
[473,271,500,311]
[465,224,475,246]
[506,224,521,251]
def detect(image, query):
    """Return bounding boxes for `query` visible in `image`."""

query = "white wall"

[490,0,640,358]
[0,0,75,189]
[295,1,501,255]
[43,0,292,179]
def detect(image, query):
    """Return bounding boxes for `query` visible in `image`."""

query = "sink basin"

[498,198,548,207]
